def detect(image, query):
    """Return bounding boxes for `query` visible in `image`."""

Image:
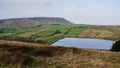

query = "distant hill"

[0,17,72,27]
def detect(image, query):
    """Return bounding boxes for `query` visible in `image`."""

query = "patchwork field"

[0,24,120,45]
[107,27,120,34]
[0,24,85,44]
[78,27,120,40]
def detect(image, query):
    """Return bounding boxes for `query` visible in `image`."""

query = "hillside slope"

[0,17,72,27]
[78,25,120,40]
[0,24,84,45]
[0,40,120,68]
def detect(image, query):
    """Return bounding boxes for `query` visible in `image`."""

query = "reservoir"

[51,38,114,50]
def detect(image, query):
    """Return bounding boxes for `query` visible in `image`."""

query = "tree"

[111,40,120,51]
[54,29,61,34]
[51,29,61,36]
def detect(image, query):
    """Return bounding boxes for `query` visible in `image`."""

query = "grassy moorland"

[0,40,120,68]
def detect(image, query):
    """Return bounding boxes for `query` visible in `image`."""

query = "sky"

[0,0,120,25]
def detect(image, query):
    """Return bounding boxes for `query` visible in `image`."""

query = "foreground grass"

[0,40,120,68]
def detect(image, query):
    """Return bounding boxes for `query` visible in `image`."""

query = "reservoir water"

[51,38,114,50]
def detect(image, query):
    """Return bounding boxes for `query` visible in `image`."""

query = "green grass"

[65,27,84,37]
[0,33,14,39]
[1,24,120,45]
[0,24,85,44]
[17,28,48,38]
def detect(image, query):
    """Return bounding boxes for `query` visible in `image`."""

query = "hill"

[0,40,120,68]
[0,17,72,27]
[0,24,120,45]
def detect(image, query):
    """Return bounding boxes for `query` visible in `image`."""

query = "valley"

[0,17,120,68]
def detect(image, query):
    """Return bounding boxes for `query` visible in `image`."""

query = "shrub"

[35,39,45,44]
[111,40,120,51]
[51,29,61,36]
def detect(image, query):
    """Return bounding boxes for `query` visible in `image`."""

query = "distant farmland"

[0,24,85,44]
[77,26,120,40]
[0,17,120,44]
[0,24,120,44]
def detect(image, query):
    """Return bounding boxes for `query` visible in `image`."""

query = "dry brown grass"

[107,27,120,39]
[34,48,120,68]
[0,40,48,47]
[78,28,119,40]
[0,40,120,68]
[78,28,98,38]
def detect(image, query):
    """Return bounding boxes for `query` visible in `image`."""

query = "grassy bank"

[0,40,120,68]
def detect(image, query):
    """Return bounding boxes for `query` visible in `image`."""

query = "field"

[0,24,85,44]
[78,26,120,40]
[0,24,120,45]
[0,40,120,68]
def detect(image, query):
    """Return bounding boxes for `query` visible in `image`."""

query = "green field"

[0,24,85,44]
[0,24,120,44]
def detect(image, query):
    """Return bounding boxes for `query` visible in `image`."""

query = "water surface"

[51,38,114,50]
